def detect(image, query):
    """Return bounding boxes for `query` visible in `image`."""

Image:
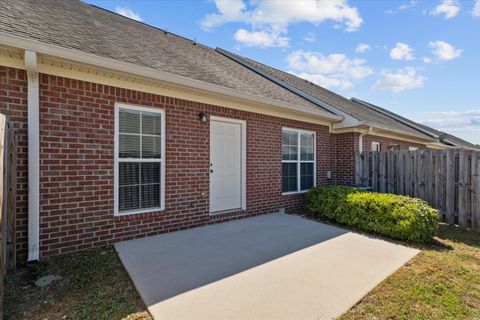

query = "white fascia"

[25,50,40,262]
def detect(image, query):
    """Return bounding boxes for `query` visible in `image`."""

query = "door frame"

[209,116,247,214]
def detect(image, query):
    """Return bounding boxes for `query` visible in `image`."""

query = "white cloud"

[289,72,353,90]
[115,6,143,21]
[422,57,432,63]
[304,32,316,42]
[413,109,480,144]
[430,0,460,19]
[429,40,462,60]
[373,67,426,93]
[390,42,415,61]
[286,50,372,90]
[234,29,289,48]
[473,0,480,16]
[417,109,480,117]
[202,0,363,47]
[387,0,416,14]
[355,43,370,53]
[202,0,363,31]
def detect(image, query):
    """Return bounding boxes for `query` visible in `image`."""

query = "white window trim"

[114,103,166,216]
[281,127,316,195]
[371,141,380,151]
[409,146,419,151]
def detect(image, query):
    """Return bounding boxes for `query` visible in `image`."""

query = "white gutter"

[358,127,372,153]
[25,50,40,263]
[0,32,342,123]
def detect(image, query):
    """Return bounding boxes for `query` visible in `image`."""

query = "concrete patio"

[115,213,419,320]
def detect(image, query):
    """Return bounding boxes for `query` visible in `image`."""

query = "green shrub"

[306,186,439,242]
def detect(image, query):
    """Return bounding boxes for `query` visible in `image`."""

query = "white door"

[210,119,243,213]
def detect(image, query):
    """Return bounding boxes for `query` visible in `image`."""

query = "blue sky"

[87,0,480,144]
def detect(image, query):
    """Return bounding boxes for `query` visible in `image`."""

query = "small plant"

[306,186,439,242]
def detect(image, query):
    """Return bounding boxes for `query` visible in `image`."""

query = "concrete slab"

[115,213,419,320]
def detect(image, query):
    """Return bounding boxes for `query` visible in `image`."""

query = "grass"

[4,246,152,320]
[4,223,480,320]
[340,224,480,320]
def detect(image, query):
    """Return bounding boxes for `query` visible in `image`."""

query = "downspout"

[25,50,40,263]
[358,127,373,153]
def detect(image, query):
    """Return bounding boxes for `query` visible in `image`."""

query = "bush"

[305,186,439,242]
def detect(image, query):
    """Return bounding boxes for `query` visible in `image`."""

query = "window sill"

[114,206,164,217]
[282,190,309,196]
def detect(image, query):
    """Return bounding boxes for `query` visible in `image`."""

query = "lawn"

[341,224,480,320]
[3,223,480,320]
[3,246,151,320]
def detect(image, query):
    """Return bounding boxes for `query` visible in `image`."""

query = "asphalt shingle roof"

[0,0,328,114]
[220,50,436,141]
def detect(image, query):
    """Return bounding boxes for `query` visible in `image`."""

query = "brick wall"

[2,67,341,260]
[0,66,431,260]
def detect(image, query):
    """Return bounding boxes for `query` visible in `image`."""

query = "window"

[371,142,380,151]
[388,144,399,151]
[115,104,165,216]
[282,128,316,193]
[409,146,419,151]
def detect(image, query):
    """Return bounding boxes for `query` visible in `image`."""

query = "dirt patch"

[4,246,152,320]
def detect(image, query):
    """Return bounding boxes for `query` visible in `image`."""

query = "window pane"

[282,130,298,160]
[119,162,139,185]
[141,184,160,208]
[142,112,162,135]
[300,133,314,161]
[119,134,140,158]
[142,136,161,158]
[300,163,314,190]
[141,163,160,184]
[282,162,297,192]
[119,185,140,211]
[119,109,140,134]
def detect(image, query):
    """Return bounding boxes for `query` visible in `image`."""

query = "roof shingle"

[0,0,328,114]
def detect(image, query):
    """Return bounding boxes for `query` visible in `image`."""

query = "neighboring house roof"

[216,49,435,142]
[0,0,332,116]
[352,98,480,151]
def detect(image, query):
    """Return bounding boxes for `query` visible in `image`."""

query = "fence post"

[6,127,16,272]
[472,152,480,232]
[434,152,443,220]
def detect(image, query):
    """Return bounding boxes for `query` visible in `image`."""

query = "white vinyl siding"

[282,128,316,194]
[114,104,165,216]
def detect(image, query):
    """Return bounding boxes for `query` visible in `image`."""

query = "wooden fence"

[356,150,480,232]
[0,114,18,319]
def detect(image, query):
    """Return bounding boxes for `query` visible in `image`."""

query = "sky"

[86,0,480,145]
